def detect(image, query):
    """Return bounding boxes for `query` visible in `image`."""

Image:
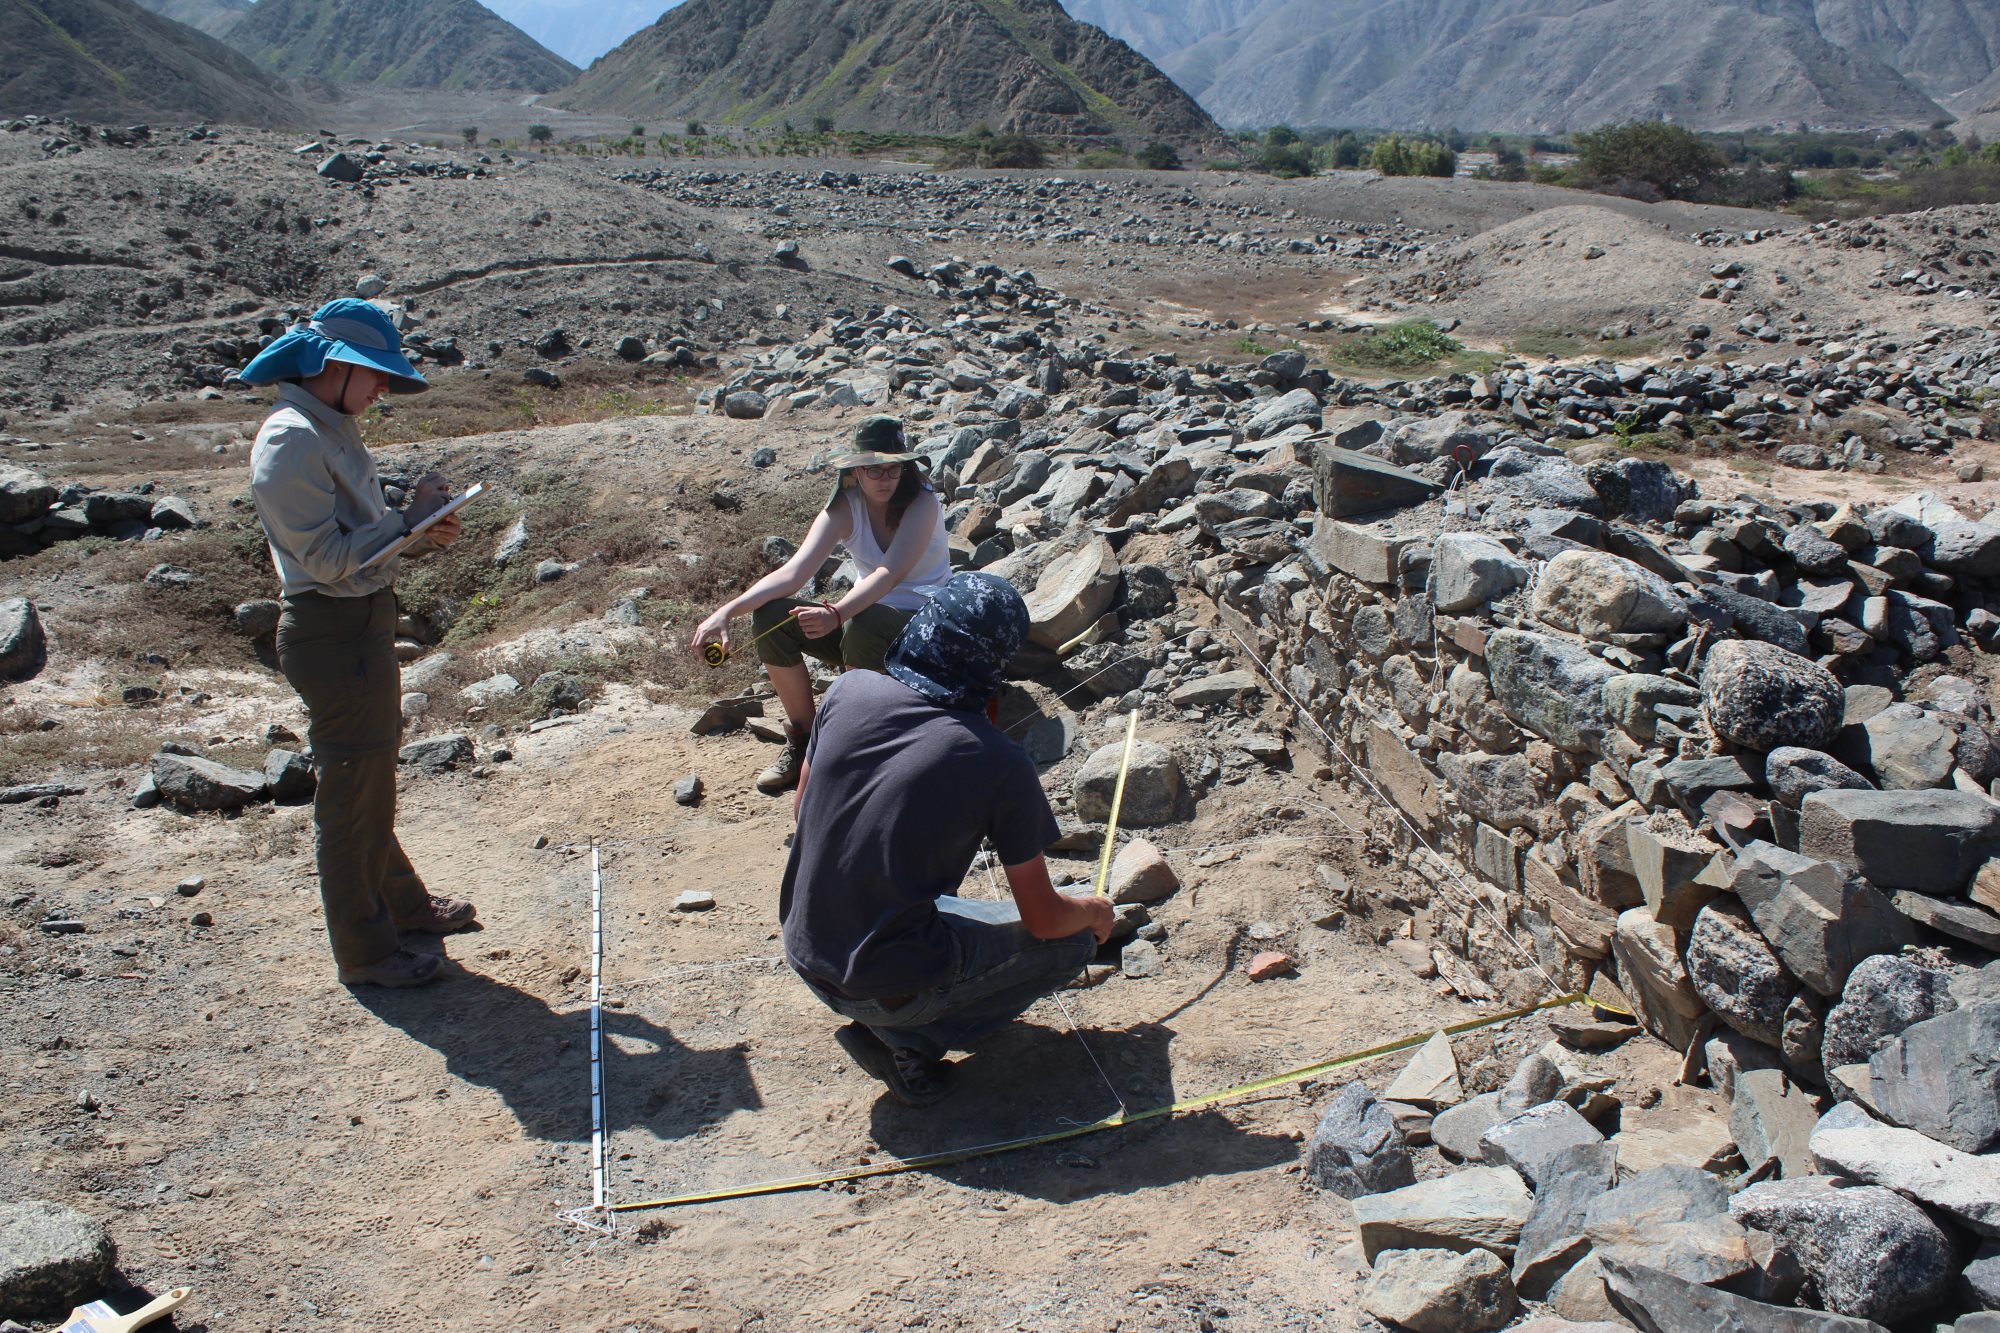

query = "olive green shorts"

[751,597,915,671]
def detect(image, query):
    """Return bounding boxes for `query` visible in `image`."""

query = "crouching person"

[779,572,1114,1106]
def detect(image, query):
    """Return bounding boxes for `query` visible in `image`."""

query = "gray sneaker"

[338,948,443,988]
[755,720,812,794]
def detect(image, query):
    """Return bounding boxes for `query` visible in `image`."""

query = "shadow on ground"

[863,1017,1297,1203]
[356,964,761,1142]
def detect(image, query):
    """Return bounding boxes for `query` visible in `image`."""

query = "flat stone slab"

[1810,1109,2000,1237]
[1354,1165,1533,1261]
[1384,1030,1463,1108]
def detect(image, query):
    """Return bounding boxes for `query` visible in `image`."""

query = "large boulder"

[149,752,268,812]
[1513,1141,1618,1299]
[1798,788,2000,896]
[1820,956,1956,1072]
[1701,640,1843,752]
[1765,748,1871,808]
[1857,705,1959,790]
[0,1200,114,1320]
[1867,1003,2000,1153]
[1810,1104,2000,1237]
[1245,387,1322,439]
[1531,549,1687,640]
[0,465,57,523]
[1730,842,1915,998]
[1611,907,1706,1050]
[1929,521,2000,579]
[1073,740,1182,827]
[1023,538,1120,650]
[1479,1101,1604,1189]
[0,598,46,682]
[1431,533,1529,612]
[1685,899,1794,1048]
[1728,1176,1955,1322]
[1305,1082,1416,1199]
[1365,1247,1520,1333]
[1486,629,1621,753]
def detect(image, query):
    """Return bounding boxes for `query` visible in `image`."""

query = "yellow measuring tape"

[606,989,1615,1214]
[701,608,808,667]
[1091,709,1140,898]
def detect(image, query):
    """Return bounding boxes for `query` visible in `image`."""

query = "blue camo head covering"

[238,298,429,395]
[885,572,1029,711]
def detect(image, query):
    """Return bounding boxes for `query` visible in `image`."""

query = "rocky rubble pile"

[0,465,203,557]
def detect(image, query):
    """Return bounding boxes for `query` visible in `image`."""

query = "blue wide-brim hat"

[239,297,429,394]
[885,572,1030,711]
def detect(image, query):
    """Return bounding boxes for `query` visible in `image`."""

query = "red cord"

[821,599,842,627]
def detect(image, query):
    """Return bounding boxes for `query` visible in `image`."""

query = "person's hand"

[1066,893,1116,946]
[795,604,841,639]
[427,511,461,549]
[407,471,452,524]
[691,607,731,659]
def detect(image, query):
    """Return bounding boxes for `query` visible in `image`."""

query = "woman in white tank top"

[692,415,952,794]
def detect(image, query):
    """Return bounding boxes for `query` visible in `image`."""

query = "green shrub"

[1574,120,1728,199]
[527,124,552,144]
[684,118,706,136]
[1335,319,1462,370]
[813,114,835,134]
[1372,135,1456,178]
[1262,141,1316,177]
[1136,140,1182,170]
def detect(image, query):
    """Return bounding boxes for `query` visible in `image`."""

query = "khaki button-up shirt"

[249,383,417,598]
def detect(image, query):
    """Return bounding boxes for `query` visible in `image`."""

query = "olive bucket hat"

[239,297,429,394]
[823,414,926,508]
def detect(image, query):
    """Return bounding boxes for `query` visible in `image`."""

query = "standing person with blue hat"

[780,572,1113,1106]
[241,298,477,989]
[691,415,952,795]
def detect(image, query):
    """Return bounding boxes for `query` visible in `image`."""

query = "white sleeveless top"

[838,486,953,613]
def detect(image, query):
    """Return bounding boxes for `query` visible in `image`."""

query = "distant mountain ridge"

[225,0,579,92]
[558,0,1225,142]
[2,0,299,124]
[129,0,246,39]
[1072,0,1981,132]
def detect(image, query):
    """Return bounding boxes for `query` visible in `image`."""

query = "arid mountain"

[558,0,1225,142]
[481,0,680,66]
[1058,0,1260,61]
[1080,0,1959,132]
[129,0,246,38]
[2,0,300,124]
[225,0,579,92]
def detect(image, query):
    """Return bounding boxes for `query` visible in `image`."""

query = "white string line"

[1224,626,1569,999]
[559,844,617,1236]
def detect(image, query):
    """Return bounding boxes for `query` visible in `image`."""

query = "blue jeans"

[801,897,1097,1061]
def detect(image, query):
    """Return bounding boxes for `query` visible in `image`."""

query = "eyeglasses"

[855,463,904,480]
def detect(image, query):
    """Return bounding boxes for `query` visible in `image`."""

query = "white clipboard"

[361,481,484,570]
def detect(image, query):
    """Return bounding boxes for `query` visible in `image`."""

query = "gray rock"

[1430,533,1529,612]
[460,672,522,705]
[399,734,474,774]
[672,775,702,806]
[1259,348,1308,381]
[1365,1247,1520,1333]
[1314,448,1441,519]
[1799,788,2000,895]
[1783,992,1829,1084]
[493,514,529,567]
[1384,1029,1463,1108]
[143,563,198,590]
[233,599,282,637]
[1480,1101,1604,1189]
[1822,956,1956,1072]
[1600,1258,1891,1333]
[1168,670,1258,709]
[1496,1052,1565,1118]
[0,598,46,682]
[1809,1109,2000,1237]
[1612,907,1706,1049]
[1354,1166,1534,1260]
[1729,1068,1820,1178]
[317,151,363,181]
[1859,705,1958,790]
[1686,899,1794,1048]
[1023,538,1119,651]
[1390,410,1496,465]
[1892,889,2000,950]
[1437,751,1539,832]
[1729,1176,1955,1321]
[1704,1028,1784,1102]
[1245,387,1321,439]
[1702,640,1844,752]
[262,749,315,802]
[1603,673,1700,743]
[1784,525,1851,575]
[1306,1082,1417,1199]
[1119,936,1161,978]
[1484,448,1602,514]
[1073,740,1181,827]
[1765,748,1872,807]
[1930,522,2000,579]
[0,465,56,523]
[1868,1003,2000,1153]
[0,1200,114,1321]
[1486,629,1621,753]
[1583,1164,1726,1245]
[1433,1092,1506,1162]
[149,752,267,811]
[1533,549,1687,639]
[1730,841,1916,998]
[1514,1141,1619,1299]
[1965,1241,2000,1309]
[1691,584,1812,656]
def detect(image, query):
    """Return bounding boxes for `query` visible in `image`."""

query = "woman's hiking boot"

[756,720,812,794]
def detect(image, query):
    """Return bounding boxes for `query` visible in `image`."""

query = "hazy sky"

[482,0,687,66]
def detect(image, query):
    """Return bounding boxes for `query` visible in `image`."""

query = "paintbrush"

[60,1287,190,1333]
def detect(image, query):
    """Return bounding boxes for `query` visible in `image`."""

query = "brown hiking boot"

[338,948,443,988]
[755,720,811,795]
[394,894,478,934]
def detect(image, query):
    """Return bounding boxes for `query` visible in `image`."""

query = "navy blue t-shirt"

[778,670,1060,999]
